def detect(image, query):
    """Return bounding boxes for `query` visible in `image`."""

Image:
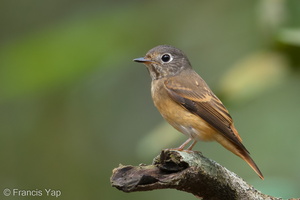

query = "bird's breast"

[151,79,216,141]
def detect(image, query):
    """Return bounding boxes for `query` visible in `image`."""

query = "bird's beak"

[133,57,153,63]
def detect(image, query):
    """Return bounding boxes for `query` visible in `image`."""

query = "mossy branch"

[110,149,298,200]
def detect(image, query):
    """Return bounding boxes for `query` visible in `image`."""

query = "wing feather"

[164,71,246,151]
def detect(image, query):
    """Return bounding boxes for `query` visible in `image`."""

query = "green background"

[1,0,300,199]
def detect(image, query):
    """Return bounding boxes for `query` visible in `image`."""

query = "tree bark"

[110,149,299,200]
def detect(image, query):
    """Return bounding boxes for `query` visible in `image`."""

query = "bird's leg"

[176,138,192,150]
[187,140,197,150]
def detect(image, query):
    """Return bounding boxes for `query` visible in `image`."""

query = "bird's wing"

[164,70,246,151]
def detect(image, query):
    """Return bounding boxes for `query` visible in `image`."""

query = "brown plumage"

[134,45,264,179]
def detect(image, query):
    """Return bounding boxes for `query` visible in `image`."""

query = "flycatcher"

[134,45,263,179]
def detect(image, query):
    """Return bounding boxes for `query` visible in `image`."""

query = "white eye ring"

[161,53,173,63]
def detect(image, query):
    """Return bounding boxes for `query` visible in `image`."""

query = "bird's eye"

[161,54,172,63]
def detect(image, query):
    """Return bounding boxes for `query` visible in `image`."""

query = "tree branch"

[110,149,298,200]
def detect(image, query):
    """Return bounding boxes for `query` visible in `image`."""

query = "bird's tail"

[238,150,264,180]
[216,135,264,179]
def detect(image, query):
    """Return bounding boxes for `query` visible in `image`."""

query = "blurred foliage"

[0,0,300,199]
[219,51,289,103]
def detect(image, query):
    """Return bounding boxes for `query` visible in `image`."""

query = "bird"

[133,45,264,179]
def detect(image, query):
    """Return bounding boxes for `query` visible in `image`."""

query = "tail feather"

[215,134,264,179]
[239,151,264,180]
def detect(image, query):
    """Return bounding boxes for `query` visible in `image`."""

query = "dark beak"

[133,57,152,63]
